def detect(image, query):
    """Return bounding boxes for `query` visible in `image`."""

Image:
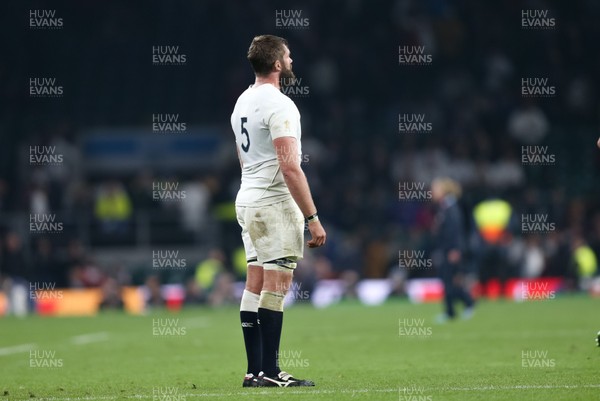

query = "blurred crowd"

[1,1,600,307]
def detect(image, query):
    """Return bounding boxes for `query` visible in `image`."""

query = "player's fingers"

[307,236,325,248]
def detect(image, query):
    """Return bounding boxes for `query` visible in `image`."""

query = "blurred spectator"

[483,48,514,93]
[208,272,236,306]
[69,259,104,288]
[484,147,525,189]
[31,237,63,284]
[571,236,598,291]
[472,198,513,296]
[94,181,132,234]
[195,249,226,293]
[184,277,206,305]
[99,277,124,310]
[431,178,474,321]
[0,232,32,316]
[178,176,212,234]
[29,184,50,216]
[508,102,550,144]
[129,171,156,211]
[1,232,31,282]
[64,179,93,213]
[520,236,545,279]
[144,275,165,308]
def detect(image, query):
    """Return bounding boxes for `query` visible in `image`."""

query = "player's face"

[279,46,295,81]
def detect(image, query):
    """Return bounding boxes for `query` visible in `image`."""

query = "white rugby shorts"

[236,198,305,267]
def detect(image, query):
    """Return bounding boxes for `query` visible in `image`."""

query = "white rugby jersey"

[231,83,302,207]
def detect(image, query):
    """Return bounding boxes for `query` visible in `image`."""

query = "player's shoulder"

[264,86,298,112]
[235,84,297,117]
[251,84,292,103]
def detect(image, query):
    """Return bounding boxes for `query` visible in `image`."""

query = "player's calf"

[258,259,296,378]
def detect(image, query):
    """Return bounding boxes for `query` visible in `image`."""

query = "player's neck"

[254,74,280,90]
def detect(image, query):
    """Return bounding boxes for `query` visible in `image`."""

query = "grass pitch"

[0,295,598,400]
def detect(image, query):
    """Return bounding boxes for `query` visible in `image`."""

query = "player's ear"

[273,59,282,72]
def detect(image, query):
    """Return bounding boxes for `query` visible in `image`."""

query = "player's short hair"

[247,35,288,76]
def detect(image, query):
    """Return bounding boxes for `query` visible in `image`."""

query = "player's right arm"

[274,136,326,248]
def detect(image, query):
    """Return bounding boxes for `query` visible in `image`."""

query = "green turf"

[0,295,598,400]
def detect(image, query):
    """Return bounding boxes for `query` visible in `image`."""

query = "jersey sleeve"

[267,100,299,140]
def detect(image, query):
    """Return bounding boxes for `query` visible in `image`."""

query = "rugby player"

[231,34,326,388]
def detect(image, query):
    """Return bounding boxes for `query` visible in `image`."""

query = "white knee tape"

[240,290,260,312]
[263,260,297,272]
[259,290,285,312]
[247,261,263,268]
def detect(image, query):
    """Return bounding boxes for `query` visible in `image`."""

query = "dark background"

[0,0,599,299]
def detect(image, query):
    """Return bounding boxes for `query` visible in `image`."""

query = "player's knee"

[246,273,263,293]
[245,283,261,294]
[259,290,285,312]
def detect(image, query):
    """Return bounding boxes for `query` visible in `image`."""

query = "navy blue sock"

[240,311,262,375]
[258,307,284,377]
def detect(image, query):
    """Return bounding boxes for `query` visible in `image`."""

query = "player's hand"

[307,220,326,248]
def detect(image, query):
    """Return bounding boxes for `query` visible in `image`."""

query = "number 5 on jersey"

[240,117,250,152]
